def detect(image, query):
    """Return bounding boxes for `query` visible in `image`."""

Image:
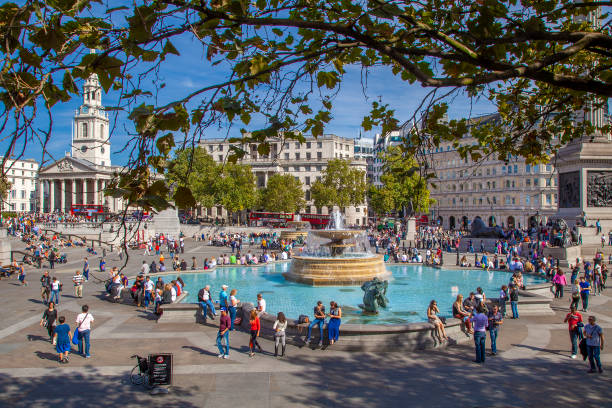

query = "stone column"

[49,180,55,213]
[39,181,44,213]
[93,178,99,204]
[72,179,77,208]
[84,179,90,204]
[60,179,66,213]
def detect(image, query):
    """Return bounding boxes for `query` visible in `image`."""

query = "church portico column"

[84,178,90,204]
[60,179,66,213]
[49,180,55,213]
[71,179,77,208]
[93,178,99,205]
[39,181,44,213]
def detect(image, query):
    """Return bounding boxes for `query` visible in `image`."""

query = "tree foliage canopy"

[166,147,256,213]
[1,0,611,210]
[368,146,433,216]
[311,158,366,209]
[258,173,305,213]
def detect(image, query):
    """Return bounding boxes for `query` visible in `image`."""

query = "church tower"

[72,68,111,167]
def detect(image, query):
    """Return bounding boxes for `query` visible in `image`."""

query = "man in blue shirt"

[579,277,591,312]
[470,305,489,363]
[219,285,229,311]
[83,257,90,281]
[584,316,604,373]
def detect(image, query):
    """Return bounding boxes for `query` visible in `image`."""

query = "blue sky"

[3,14,495,167]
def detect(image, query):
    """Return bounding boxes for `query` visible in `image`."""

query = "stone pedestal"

[405,217,417,242]
[556,139,612,228]
[0,229,10,265]
[153,207,181,238]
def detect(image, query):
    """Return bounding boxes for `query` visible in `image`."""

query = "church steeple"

[71,52,111,167]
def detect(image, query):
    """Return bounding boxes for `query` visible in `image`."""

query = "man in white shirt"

[75,304,94,358]
[281,251,288,260]
[141,261,149,275]
[72,270,84,298]
[144,276,154,308]
[256,293,266,316]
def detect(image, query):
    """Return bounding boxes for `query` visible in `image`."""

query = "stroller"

[58,253,67,264]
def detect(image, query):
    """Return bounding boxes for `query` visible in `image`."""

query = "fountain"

[283,210,388,285]
[280,214,311,242]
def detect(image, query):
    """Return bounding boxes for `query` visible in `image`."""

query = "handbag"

[72,313,89,345]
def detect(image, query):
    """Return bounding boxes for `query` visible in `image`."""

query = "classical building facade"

[37,73,123,213]
[399,113,558,229]
[200,134,369,226]
[1,157,39,212]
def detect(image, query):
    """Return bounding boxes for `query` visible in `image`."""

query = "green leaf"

[162,40,180,56]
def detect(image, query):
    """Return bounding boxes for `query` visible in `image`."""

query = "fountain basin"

[283,254,389,286]
[280,220,311,241]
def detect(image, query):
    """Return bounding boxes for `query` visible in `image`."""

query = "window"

[492,196,497,204]
[526,164,531,173]
[295,153,300,160]
[502,166,506,173]
[100,147,105,154]
[218,144,224,151]
[306,152,311,159]
[101,161,104,166]
[305,176,311,186]
[20,203,25,210]
[534,178,539,186]
[317,142,322,148]
[305,190,311,201]
[512,197,516,204]
[100,124,104,138]
[82,123,88,138]
[514,165,518,173]
[546,178,551,187]
[526,178,531,186]
[295,142,300,148]
[507,166,511,174]
[546,164,552,172]
[534,165,540,173]
[512,181,515,188]
[284,153,289,160]
[486,169,490,176]
[20,190,25,198]
[305,165,310,171]
[505,196,511,204]
[208,145,213,152]
[306,142,311,148]
[546,194,552,205]
[218,155,223,161]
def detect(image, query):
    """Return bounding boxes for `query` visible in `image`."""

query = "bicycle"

[130,355,150,387]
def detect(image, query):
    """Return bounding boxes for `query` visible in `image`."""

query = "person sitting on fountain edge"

[305,301,326,346]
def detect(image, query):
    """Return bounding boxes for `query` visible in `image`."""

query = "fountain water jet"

[283,210,389,286]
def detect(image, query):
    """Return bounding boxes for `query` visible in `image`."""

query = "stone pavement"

[1,236,611,407]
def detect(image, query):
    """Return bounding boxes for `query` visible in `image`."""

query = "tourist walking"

[306,301,326,345]
[579,276,591,312]
[471,305,489,363]
[584,316,604,373]
[83,257,89,281]
[72,270,84,298]
[499,285,509,317]
[427,300,448,342]
[40,301,57,342]
[487,305,503,355]
[248,309,262,357]
[327,301,342,345]
[509,284,519,319]
[198,285,216,322]
[570,279,581,310]
[552,269,567,298]
[216,308,230,359]
[564,306,583,359]
[40,270,51,304]
[53,316,71,364]
[229,289,239,330]
[48,251,56,269]
[17,264,27,286]
[49,277,61,305]
[75,305,94,358]
[273,312,287,357]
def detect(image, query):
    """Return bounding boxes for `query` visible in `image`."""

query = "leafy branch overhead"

[1,0,611,209]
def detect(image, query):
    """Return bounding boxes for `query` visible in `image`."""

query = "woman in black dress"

[39,301,57,342]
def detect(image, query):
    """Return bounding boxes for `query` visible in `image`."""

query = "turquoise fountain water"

[161,262,545,324]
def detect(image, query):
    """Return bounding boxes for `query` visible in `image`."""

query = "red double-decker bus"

[300,213,331,228]
[70,204,108,219]
[248,212,294,226]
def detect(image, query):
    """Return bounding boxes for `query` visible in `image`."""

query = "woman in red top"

[564,305,583,358]
[248,309,262,357]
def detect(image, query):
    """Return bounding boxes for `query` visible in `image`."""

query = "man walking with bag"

[75,305,94,358]
[72,270,84,298]
[216,308,230,359]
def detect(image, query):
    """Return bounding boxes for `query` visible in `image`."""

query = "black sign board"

[148,353,173,386]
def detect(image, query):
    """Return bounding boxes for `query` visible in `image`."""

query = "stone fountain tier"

[280,220,311,241]
[283,254,389,286]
